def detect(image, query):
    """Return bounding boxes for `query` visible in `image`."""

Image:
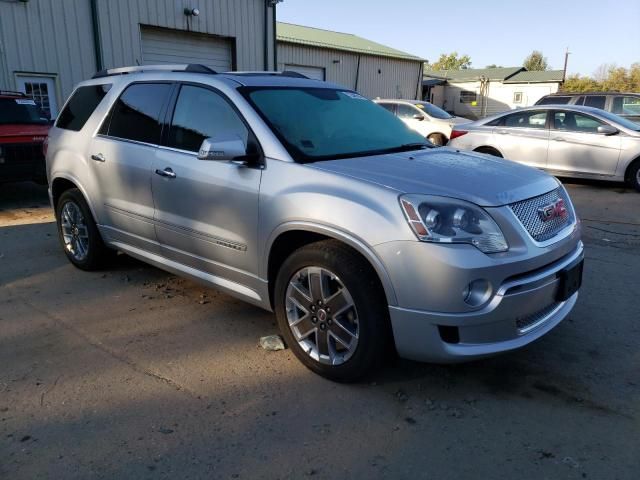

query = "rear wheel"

[274,240,390,382]
[427,133,446,146]
[56,189,111,270]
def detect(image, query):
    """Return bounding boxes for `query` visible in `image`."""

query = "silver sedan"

[448,105,640,191]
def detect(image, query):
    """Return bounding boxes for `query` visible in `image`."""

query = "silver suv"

[47,65,584,381]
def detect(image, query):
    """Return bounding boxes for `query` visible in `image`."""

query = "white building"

[423,67,564,119]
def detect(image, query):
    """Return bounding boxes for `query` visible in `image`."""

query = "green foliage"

[561,63,640,92]
[523,50,548,71]
[428,52,472,71]
[485,64,503,69]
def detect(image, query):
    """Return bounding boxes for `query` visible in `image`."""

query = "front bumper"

[386,241,584,363]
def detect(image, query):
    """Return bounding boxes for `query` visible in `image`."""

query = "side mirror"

[413,114,425,121]
[597,124,618,135]
[198,135,248,161]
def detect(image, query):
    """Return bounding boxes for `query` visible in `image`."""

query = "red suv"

[0,90,50,184]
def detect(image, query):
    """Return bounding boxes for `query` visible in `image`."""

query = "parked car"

[0,90,50,184]
[449,105,640,191]
[536,92,640,124]
[47,65,583,381]
[374,99,469,146]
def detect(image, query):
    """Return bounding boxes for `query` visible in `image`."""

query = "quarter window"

[57,84,111,131]
[553,112,603,133]
[102,83,172,145]
[503,111,547,129]
[168,85,249,153]
[378,103,396,114]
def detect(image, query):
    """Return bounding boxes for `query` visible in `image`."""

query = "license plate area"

[556,258,583,302]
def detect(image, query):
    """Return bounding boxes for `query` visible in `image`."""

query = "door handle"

[155,167,176,179]
[91,153,105,162]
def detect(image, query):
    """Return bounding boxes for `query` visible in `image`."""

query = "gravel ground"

[1,180,639,479]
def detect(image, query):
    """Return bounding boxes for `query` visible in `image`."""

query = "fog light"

[463,279,492,307]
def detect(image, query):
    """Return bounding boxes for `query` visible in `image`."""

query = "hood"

[0,124,49,143]
[309,147,559,207]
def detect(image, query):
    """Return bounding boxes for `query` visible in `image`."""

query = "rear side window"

[102,83,172,145]
[584,95,606,110]
[503,110,548,129]
[537,96,571,105]
[56,85,111,131]
[378,103,396,114]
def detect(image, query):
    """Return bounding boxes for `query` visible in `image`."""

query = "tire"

[55,188,111,270]
[427,133,446,146]
[627,161,640,192]
[274,240,390,382]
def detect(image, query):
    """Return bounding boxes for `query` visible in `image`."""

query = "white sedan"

[374,99,469,146]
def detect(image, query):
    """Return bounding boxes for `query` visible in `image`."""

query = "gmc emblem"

[538,198,567,222]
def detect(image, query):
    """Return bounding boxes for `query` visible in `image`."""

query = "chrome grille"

[509,188,573,242]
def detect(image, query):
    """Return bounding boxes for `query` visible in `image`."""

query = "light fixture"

[184,7,200,16]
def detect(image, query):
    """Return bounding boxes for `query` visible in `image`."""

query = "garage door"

[284,64,325,81]
[141,26,233,72]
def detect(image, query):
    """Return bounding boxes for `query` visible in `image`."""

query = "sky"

[277,0,640,76]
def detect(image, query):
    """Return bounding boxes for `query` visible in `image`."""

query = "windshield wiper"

[380,142,433,153]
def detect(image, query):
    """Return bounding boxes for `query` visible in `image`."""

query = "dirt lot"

[1,180,639,479]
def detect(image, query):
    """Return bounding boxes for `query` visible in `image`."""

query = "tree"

[561,63,640,92]
[485,64,503,69]
[523,50,548,71]
[429,52,472,71]
[561,75,602,92]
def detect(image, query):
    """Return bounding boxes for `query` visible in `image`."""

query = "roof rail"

[92,64,217,79]
[0,90,27,97]
[226,71,310,79]
[280,70,309,79]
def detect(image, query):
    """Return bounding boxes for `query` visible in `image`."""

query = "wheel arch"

[473,146,503,157]
[264,222,398,310]
[624,155,640,183]
[51,174,98,221]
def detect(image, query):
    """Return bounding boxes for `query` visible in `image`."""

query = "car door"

[547,110,622,176]
[151,83,262,282]
[90,82,173,253]
[397,103,432,137]
[491,110,550,169]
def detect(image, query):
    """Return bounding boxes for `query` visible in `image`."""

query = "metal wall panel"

[278,42,422,100]
[0,0,97,103]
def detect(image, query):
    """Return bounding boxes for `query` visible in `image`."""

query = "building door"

[15,75,58,120]
[140,26,233,71]
[284,64,325,80]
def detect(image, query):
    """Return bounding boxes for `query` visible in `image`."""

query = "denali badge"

[538,198,567,222]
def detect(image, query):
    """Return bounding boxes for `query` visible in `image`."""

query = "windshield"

[414,101,453,120]
[0,98,49,125]
[242,87,428,162]
[595,109,640,131]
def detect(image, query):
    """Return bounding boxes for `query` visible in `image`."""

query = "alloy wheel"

[60,201,90,262]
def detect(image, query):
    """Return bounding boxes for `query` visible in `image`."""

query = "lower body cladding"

[379,240,584,363]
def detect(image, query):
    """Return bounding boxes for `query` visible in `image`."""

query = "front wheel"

[274,240,390,382]
[627,161,640,192]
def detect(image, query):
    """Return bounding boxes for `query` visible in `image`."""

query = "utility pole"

[562,47,571,82]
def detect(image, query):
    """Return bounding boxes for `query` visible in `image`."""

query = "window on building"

[553,112,603,133]
[102,83,172,145]
[168,85,250,153]
[513,92,523,104]
[503,110,548,129]
[459,91,477,104]
[56,85,111,131]
[15,75,59,119]
[612,96,640,116]
[583,95,606,110]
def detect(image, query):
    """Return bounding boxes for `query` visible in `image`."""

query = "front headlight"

[399,194,508,253]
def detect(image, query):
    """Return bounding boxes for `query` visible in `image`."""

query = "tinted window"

[460,91,477,104]
[168,85,249,152]
[377,103,396,114]
[57,84,111,131]
[554,112,603,133]
[537,96,571,105]
[415,101,452,119]
[504,111,547,129]
[103,83,171,144]
[574,96,585,106]
[0,98,48,125]
[397,104,420,119]
[584,95,606,110]
[612,96,640,116]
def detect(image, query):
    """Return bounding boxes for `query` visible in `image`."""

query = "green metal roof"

[423,67,524,82]
[504,70,565,83]
[276,22,423,62]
